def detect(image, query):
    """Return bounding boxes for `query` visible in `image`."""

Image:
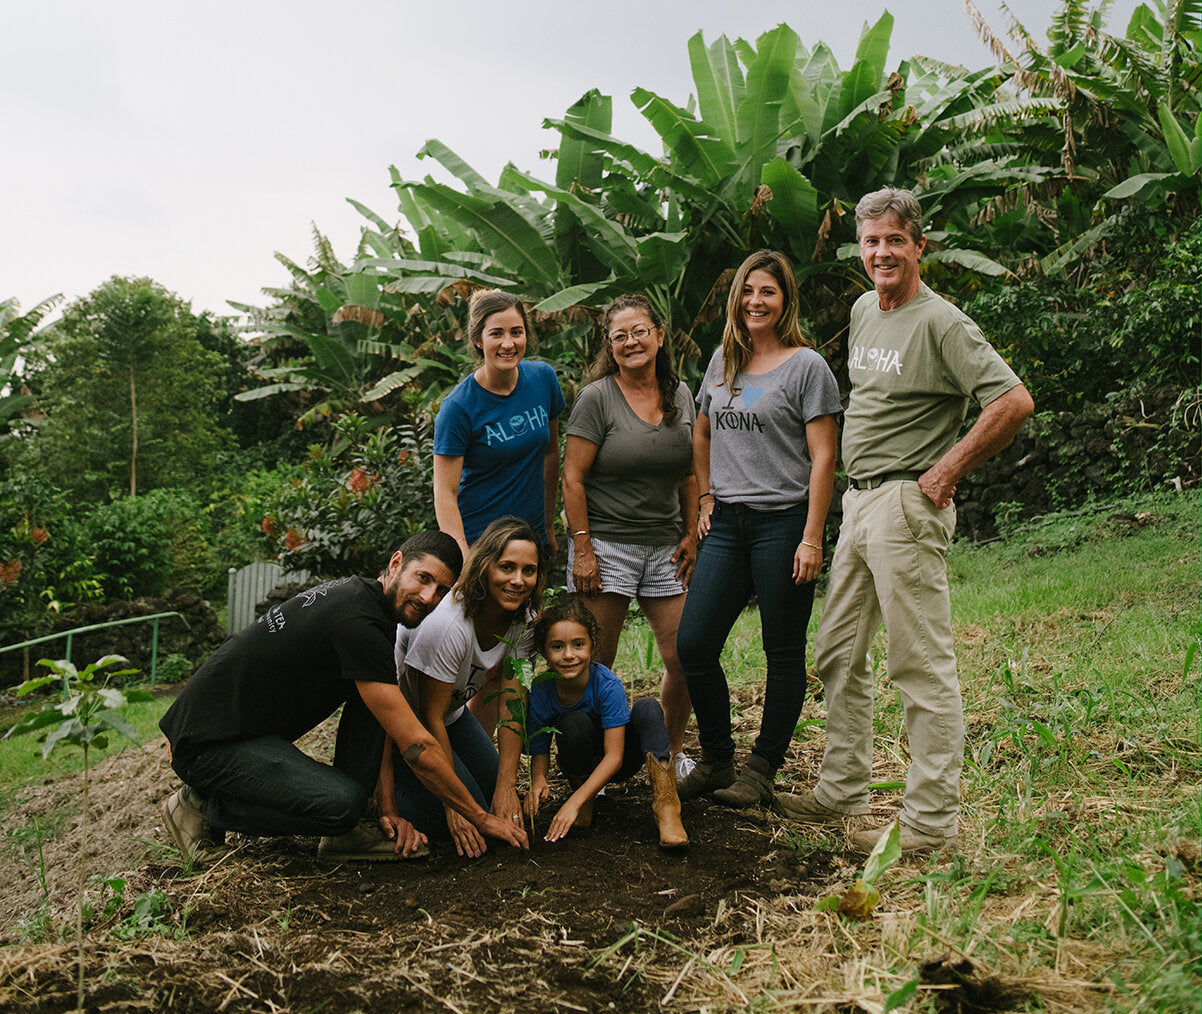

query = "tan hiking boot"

[773,787,846,825]
[161,786,224,861]
[851,821,958,855]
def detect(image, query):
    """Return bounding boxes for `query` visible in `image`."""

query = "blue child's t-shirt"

[527,661,630,757]
[433,360,565,544]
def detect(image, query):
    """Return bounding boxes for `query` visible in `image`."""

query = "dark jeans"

[390,709,497,839]
[676,500,815,770]
[555,698,670,781]
[171,685,383,838]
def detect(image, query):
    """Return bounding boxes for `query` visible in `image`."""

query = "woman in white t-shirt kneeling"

[378,517,544,858]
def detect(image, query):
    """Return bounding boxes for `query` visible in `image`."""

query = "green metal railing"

[0,611,191,686]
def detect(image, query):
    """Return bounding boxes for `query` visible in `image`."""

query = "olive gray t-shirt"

[697,347,842,509]
[566,376,695,545]
[842,284,1021,478]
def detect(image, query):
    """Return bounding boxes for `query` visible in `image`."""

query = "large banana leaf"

[760,158,821,252]
[631,88,737,187]
[503,166,638,277]
[556,89,611,192]
[396,180,562,288]
[416,140,490,190]
[736,25,800,184]
[534,281,617,313]
[688,32,744,145]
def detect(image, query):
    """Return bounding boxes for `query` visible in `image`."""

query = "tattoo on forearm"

[402,743,425,767]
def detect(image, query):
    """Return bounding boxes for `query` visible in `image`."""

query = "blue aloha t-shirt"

[434,360,565,544]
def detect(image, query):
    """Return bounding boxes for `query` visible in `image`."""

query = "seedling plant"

[488,652,559,843]
[4,654,151,1010]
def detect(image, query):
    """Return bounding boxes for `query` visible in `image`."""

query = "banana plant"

[0,294,60,436]
[232,227,469,432]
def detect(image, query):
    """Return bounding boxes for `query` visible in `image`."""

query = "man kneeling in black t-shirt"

[159,530,529,862]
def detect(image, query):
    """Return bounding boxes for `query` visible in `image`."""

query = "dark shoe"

[711,754,775,808]
[676,750,735,801]
[645,753,688,848]
[318,821,429,861]
[850,820,958,855]
[773,788,846,825]
[161,786,222,862]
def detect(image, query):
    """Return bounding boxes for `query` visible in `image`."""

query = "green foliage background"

[0,0,1198,651]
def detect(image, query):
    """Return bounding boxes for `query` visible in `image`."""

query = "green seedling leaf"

[99,688,127,709]
[862,819,902,886]
[36,658,78,680]
[15,675,58,696]
[97,711,140,744]
[42,719,81,758]
[4,709,65,739]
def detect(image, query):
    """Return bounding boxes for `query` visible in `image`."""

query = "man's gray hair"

[855,187,924,243]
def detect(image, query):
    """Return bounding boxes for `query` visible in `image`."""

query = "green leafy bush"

[262,409,437,577]
[0,477,103,645]
[82,490,208,599]
[966,212,1201,412]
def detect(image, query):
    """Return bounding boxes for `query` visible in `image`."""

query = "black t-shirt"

[160,577,398,766]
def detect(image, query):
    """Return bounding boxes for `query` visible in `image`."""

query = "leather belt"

[847,471,923,490]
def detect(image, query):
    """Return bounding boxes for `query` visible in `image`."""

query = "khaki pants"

[813,481,962,837]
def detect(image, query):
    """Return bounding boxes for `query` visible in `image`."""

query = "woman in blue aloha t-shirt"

[432,289,565,559]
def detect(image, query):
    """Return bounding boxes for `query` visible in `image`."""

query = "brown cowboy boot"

[645,753,688,848]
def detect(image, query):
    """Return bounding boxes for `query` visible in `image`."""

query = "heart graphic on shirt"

[742,387,765,407]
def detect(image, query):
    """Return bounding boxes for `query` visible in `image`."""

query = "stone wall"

[954,385,1198,540]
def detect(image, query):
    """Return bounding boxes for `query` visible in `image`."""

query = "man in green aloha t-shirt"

[777,187,1033,854]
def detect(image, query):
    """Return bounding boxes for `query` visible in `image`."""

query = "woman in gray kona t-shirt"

[676,251,842,808]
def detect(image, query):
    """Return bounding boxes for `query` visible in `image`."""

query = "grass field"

[612,490,1201,1011]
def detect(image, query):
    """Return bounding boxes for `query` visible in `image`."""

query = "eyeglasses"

[608,325,655,345]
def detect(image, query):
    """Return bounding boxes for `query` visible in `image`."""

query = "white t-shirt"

[395,593,533,725]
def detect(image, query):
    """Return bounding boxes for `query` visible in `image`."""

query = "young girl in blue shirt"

[522,596,687,847]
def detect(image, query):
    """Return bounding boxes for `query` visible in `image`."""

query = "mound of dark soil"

[0,716,857,1013]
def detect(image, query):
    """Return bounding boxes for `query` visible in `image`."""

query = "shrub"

[966,212,1201,413]
[262,409,437,577]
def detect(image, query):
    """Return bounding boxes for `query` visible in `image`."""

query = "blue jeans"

[390,710,498,839]
[676,500,815,770]
[172,684,383,837]
[555,698,671,782]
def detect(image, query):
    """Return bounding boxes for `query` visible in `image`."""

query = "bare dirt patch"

[0,701,867,1013]
[0,689,1097,1013]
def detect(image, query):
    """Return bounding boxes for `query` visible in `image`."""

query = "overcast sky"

[3,0,1138,317]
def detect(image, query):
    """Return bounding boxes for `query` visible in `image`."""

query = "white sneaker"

[673,752,696,781]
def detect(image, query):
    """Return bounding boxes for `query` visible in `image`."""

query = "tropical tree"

[959,0,1200,275]
[0,294,60,452]
[14,278,234,501]
[366,15,1058,379]
[232,226,474,436]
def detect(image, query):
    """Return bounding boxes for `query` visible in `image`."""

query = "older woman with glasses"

[561,294,699,779]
